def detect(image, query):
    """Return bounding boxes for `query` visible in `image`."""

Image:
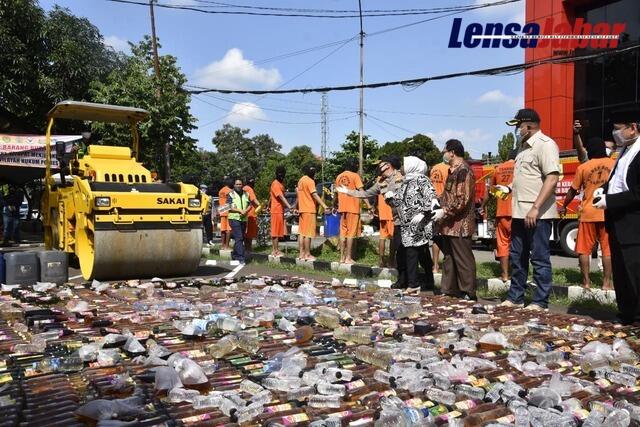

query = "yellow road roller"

[42,101,206,280]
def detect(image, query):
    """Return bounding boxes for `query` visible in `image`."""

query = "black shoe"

[462,293,478,301]
[391,282,407,289]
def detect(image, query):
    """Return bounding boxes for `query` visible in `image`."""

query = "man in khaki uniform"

[500,109,560,310]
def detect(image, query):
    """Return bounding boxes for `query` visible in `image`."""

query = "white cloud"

[476,89,523,108]
[103,35,130,53]
[192,48,282,90]
[426,128,492,155]
[227,102,267,124]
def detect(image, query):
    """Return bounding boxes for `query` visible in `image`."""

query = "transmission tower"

[321,93,328,186]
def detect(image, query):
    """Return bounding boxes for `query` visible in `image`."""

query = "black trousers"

[393,225,434,289]
[203,214,213,243]
[609,229,640,324]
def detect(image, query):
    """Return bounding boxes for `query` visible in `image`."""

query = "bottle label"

[349,416,374,426]
[264,403,294,413]
[326,410,353,419]
[595,379,612,388]
[496,414,515,423]
[471,378,491,388]
[345,379,366,390]
[496,374,515,382]
[181,413,211,423]
[572,409,590,420]
[455,399,478,411]
[436,410,462,422]
[281,413,310,425]
[429,404,449,416]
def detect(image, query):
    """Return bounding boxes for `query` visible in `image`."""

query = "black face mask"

[276,175,285,182]
[234,187,243,194]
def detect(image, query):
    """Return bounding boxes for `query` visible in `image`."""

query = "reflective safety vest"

[228,190,250,222]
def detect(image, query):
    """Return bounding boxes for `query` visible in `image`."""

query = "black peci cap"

[609,106,640,124]
[506,108,541,126]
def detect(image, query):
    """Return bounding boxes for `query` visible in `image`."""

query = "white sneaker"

[525,304,546,311]
[499,300,524,308]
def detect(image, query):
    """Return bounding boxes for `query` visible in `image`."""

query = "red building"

[525,0,640,151]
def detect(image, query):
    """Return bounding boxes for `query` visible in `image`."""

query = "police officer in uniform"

[594,107,640,325]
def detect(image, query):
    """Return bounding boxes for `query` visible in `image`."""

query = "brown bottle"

[463,406,512,427]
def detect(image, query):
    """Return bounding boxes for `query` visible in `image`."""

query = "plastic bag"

[76,399,118,420]
[154,366,183,391]
[97,349,121,366]
[123,337,145,354]
[66,299,90,313]
[478,332,509,348]
[174,357,209,385]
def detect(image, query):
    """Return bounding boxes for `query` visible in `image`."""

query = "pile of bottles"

[0,275,639,426]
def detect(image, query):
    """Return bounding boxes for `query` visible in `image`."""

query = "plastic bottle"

[614,400,640,422]
[207,335,238,358]
[219,397,239,417]
[240,379,264,395]
[605,371,637,387]
[308,394,341,408]
[236,402,264,424]
[278,317,297,333]
[373,370,394,385]
[216,316,243,332]
[169,388,201,403]
[581,353,610,373]
[302,369,322,386]
[432,373,452,391]
[425,388,457,406]
[236,333,260,354]
[287,386,315,401]
[323,368,353,382]
[512,403,530,427]
[316,382,346,396]
[603,409,631,427]
[619,363,640,377]
[353,345,394,368]
[192,394,223,410]
[455,384,485,400]
[251,389,273,406]
[536,351,567,366]
[582,409,606,427]
[391,303,422,319]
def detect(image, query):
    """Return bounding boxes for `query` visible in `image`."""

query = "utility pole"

[321,93,328,187]
[149,0,170,182]
[357,0,365,176]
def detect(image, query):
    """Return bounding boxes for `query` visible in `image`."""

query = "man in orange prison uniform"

[270,166,295,257]
[430,161,449,273]
[334,158,370,264]
[560,136,615,290]
[218,176,233,250]
[297,163,328,261]
[243,177,261,254]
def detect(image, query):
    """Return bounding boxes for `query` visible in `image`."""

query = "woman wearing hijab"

[385,156,440,293]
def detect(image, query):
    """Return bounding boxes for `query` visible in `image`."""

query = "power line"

[186,43,640,95]
[104,0,521,18]
[197,93,354,115]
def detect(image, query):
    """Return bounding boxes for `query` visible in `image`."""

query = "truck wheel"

[559,221,579,257]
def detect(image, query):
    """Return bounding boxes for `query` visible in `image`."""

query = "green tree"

[0,2,121,132]
[498,132,515,161]
[211,124,282,181]
[325,131,379,184]
[377,134,441,167]
[89,37,197,175]
[255,145,320,200]
[171,149,218,186]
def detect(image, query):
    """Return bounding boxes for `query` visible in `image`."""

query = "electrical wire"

[186,43,640,95]
[105,0,521,18]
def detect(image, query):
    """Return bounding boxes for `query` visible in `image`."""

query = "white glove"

[494,185,511,194]
[336,186,350,194]
[383,191,396,200]
[593,195,607,210]
[431,199,441,210]
[410,213,425,226]
[432,209,445,221]
[593,187,605,198]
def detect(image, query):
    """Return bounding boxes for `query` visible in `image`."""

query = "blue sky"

[40,0,525,158]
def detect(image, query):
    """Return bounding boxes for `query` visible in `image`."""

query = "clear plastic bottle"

[302,369,322,386]
[236,333,260,354]
[536,351,567,366]
[425,388,457,406]
[287,386,315,401]
[391,303,422,319]
[432,373,452,391]
[236,402,264,424]
[323,368,353,382]
[207,335,238,358]
[353,345,394,368]
[581,353,610,373]
[251,390,273,406]
[219,397,239,417]
[582,409,606,427]
[614,400,640,422]
[619,363,640,377]
[278,317,297,333]
[316,382,346,396]
[605,371,637,387]
[485,383,505,403]
[216,317,243,332]
[315,308,341,329]
[192,393,223,410]
[240,379,264,395]
[374,370,394,385]
[603,409,631,427]
[308,394,341,408]
[168,387,201,403]
[455,384,485,400]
